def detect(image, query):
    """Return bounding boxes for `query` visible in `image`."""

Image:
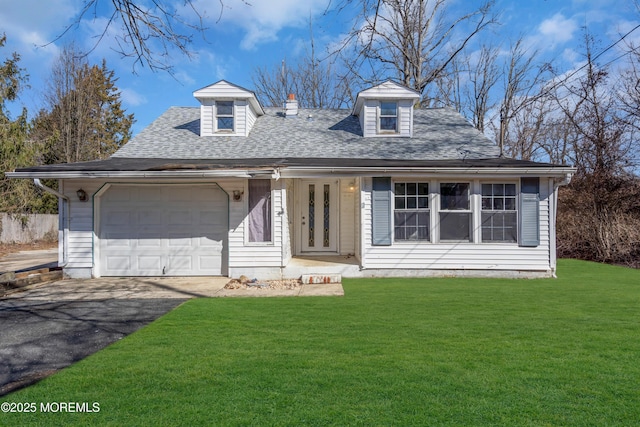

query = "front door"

[300,179,338,252]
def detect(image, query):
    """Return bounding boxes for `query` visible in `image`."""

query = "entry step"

[301,274,342,284]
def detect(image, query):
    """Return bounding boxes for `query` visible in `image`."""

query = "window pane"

[380,102,397,116]
[482,197,491,210]
[395,197,405,210]
[482,184,492,196]
[440,212,471,241]
[505,184,516,196]
[380,117,397,130]
[217,101,233,115]
[493,184,504,196]
[407,183,417,195]
[440,183,469,210]
[482,212,517,243]
[504,197,516,210]
[493,198,504,210]
[418,183,429,195]
[217,117,233,130]
[395,183,406,195]
[248,179,271,242]
[418,196,428,209]
[407,197,417,209]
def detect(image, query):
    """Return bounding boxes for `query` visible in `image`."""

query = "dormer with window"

[352,80,421,137]
[193,80,264,137]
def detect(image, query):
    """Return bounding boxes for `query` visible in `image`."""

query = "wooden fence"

[0,214,58,244]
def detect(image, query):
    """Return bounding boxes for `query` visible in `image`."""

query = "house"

[9,80,575,279]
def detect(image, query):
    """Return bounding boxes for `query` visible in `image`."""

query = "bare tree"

[488,37,550,158]
[253,20,353,109]
[54,0,218,72]
[465,44,500,132]
[334,0,497,94]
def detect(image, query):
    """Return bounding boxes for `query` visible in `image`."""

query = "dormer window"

[216,101,234,132]
[379,102,398,133]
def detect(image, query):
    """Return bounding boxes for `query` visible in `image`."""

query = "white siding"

[246,102,258,135]
[361,100,378,137]
[359,99,413,137]
[398,99,413,136]
[61,179,104,269]
[235,101,247,136]
[61,178,286,277]
[339,179,356,255]
[361,177,553,272]
[194,80,254,98]
[200,100,214,136]
[228,179,283,268]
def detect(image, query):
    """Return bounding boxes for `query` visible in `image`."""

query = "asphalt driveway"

[0,275,342,396]
[0,276,230,396]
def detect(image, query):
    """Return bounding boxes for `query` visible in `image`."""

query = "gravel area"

[224,275,301,290]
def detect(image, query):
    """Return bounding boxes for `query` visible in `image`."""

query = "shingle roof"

[112,106,500,160]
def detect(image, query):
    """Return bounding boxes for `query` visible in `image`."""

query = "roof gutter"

[7,170,272,180]
[279,166,578,178]
[33,179,68,267]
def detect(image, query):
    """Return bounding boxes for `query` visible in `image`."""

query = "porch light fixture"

[232,190,243,202]
[76,189,88,202]
[348,181,356,191]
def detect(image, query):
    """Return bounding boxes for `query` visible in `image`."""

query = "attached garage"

[97,184,228,276]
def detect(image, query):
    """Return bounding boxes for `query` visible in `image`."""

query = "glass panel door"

[301,180,337,252]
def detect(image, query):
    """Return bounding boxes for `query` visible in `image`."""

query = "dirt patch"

[0,241,58,258]
[225,275,301,290]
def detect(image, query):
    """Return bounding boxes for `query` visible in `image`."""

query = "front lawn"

[2,259,639,426]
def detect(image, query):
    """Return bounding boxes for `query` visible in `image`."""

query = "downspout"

[551,172,573,277]
[34,179,69,267]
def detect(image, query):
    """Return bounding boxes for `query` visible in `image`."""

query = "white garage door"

[98,184,228,276]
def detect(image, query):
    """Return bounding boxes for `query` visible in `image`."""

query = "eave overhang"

[7,157,576,180]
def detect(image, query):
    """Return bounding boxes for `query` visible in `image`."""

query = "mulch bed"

[224,276,301,290]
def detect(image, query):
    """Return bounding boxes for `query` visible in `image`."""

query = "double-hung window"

[481,183,517,243]
[379,102,398,132]
[394,182,429,241]
[439,183,472,242]
[216,100,234,132]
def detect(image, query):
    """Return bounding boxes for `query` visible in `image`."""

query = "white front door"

[300,179,338,252]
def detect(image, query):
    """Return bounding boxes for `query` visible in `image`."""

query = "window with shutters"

[481,183,517,243]
[439,183,472,242]
[394,182,429,241]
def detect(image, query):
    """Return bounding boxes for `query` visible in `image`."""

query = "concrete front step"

[301,274,342,284]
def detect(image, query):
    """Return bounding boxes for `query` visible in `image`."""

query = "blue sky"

[1,0,639,136]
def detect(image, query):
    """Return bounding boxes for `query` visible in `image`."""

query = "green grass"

[2,259,640,426]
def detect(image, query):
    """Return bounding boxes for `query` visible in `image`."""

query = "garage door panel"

[99,185,228,276]
[137,238,162,247]
[138,256,162,271]
[106,256,131,271]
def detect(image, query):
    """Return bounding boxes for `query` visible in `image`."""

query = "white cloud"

[120,87,147,107]
[538,13,578,44]
[204,0,332,50]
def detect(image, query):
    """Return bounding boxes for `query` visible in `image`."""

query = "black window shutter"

[519,177,540,247]
[372,177,392,246]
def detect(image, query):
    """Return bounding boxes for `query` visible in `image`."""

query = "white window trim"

[391,179,431,243]
[377,101,399,134]
[244,179,275,246]
[215,100,235,133]
[436,181,473,243]
[479,180,520,244]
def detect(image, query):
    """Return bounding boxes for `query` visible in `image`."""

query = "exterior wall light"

[232,190,243,202]
[77,189,88,202]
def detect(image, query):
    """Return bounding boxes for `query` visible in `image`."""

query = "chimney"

[284,93,298,117]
